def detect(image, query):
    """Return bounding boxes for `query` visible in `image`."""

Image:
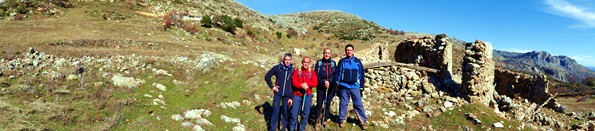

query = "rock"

[152,68,172,77]
[220,115,241,124]
[444,101,453,108]
[66,75,79,80]
[193,125,205,131]
[111,74,145,88]
[171,114,184,121]
[152,83,167,91]
[196,118,213,126]
[184,109,211,119]
[152,99,166,106]
[384,111,397,117]
[493,122,504,128]
[144,94,153,98]
[293,48,301,56]
[233,124,246,131]
[465,113,481,125]
[181,121,194,127]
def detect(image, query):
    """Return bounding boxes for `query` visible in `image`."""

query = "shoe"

[314,123,321,130]
[323,121,329,127]
[361,123,368,130]
[339,122,346,128]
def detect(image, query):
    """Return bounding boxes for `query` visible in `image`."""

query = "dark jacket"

[334,56,365,89]
[265,63,294,97]
[314,59,336,88]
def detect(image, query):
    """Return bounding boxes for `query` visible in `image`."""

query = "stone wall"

[495,68,562,111]
[394,35,452,82]
[461,40,495,105]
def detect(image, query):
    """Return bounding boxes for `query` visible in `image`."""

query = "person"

[334,44,367,130]
[264,53,295,131]
[289,56,318,131]
[314,48,337,130]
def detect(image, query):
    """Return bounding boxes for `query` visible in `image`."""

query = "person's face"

[284,56,292,66]
[345,47,354,57]
[302,58,311,68]
[323,49,332,59]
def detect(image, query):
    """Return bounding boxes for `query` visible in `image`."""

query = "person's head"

[323,48,332,60]
[301,56,311,69]
[282,53,293,66]
[344,44,354,58]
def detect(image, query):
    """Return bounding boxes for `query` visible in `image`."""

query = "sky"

[237,0,595,67]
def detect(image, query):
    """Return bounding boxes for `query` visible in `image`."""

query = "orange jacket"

[291,67,318,96]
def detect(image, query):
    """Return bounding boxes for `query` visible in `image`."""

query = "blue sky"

[237,0,595,67]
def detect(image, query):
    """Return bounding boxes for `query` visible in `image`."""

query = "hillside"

[494,50,595,82]
[1,0,594,130]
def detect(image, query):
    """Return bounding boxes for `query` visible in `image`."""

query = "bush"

[233,18,243,28]
[201,15,213,28]
[286,28,298,38]
[276,31,282,39]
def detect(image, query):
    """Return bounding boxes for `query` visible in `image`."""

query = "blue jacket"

[335,56,365,89]
[314,59,336,88]
[265,63,294,97]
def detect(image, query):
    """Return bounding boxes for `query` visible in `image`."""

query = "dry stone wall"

[461,40,495,105]
[394,35,453,83]
[495,68,563,111]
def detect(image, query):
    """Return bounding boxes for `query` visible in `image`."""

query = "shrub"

[286,28,298,38]
[276,31,282,39]
[233,18,243,28]
[220,15,236,34]
[201,15,213,28]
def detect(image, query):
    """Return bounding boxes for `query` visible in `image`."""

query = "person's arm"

[357,59,365,89]
[264,65,277,89]
[308,70,318,88]
[315,60,324,87]
[334,59,343,85]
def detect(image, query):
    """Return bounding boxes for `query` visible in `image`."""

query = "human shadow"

[255,102,273,130]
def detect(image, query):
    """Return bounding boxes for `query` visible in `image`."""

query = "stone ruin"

[461,40,495,106]
[361,34,577,129]
[393,35,453,82]
[495,68,563,111]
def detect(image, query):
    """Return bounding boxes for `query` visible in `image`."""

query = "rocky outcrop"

[494,50,595,82]
[461,40,495,105]
[494,68,564,111]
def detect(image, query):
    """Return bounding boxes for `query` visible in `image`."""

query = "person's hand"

[324,80,330,88]
[272,86,279,92]
[300,83,309,90]
[288,99,293,106]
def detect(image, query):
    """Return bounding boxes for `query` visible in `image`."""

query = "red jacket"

[292,67,318,96]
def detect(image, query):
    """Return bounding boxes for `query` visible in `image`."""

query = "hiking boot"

[339,122,346,128]
[360,123,368,130]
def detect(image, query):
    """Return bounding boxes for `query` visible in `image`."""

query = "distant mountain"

[493,50,595,82]
[589,66,595,71]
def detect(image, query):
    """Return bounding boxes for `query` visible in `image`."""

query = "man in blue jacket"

[334,44,367,130]
[314,48,337,130]
[264,53,295,131]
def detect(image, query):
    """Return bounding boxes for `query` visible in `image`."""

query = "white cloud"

[569,55,595,67]
[500,48,533,53]
[544,0,595,28]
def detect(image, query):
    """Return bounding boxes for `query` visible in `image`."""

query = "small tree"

[201,15,213,28]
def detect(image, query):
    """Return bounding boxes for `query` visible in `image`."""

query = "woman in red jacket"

[289,56,318,131]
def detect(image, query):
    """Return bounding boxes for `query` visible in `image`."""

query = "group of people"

[264,44,367,131]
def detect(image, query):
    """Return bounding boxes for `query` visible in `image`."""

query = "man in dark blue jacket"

[314,48,337,130]
[264,53,295,131]
[334,44,367,130]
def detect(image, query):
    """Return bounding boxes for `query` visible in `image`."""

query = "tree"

[201,15,213,28]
